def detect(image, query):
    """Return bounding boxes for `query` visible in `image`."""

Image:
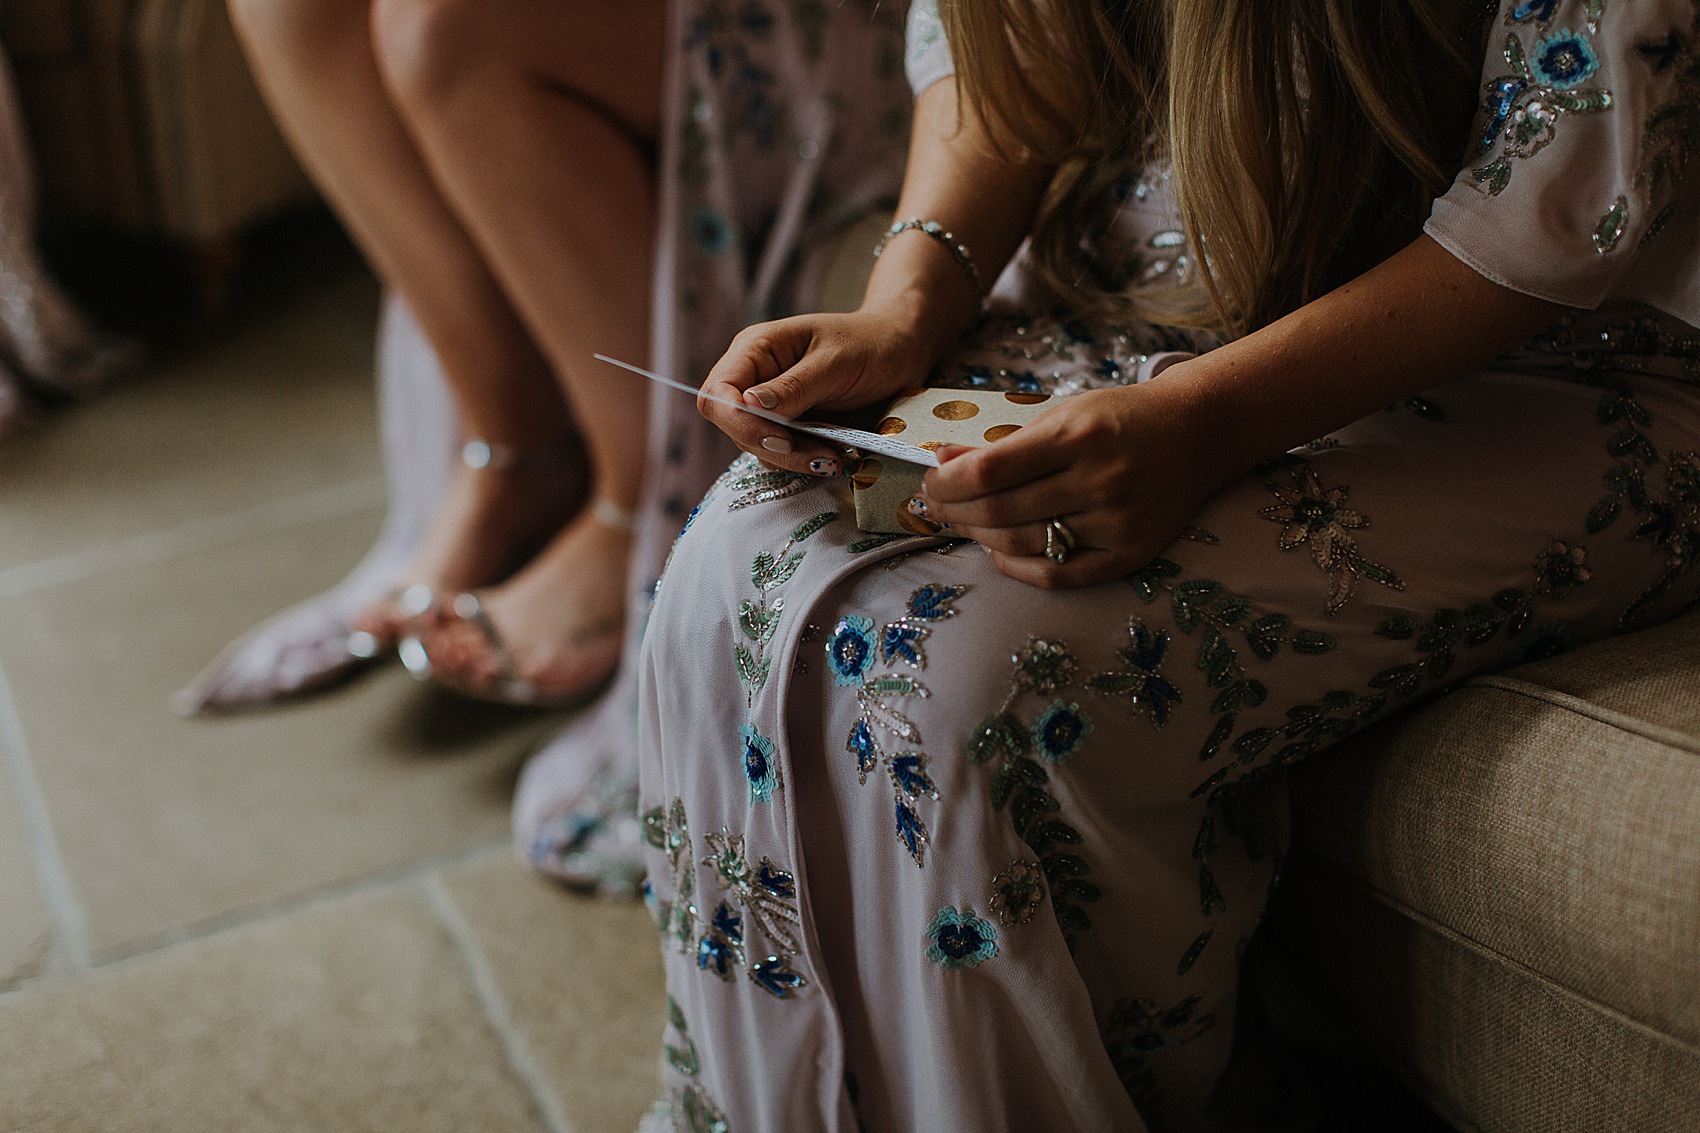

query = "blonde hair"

[939,0,1482,336]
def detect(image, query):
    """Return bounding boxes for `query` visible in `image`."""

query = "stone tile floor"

[0,244,663,1132]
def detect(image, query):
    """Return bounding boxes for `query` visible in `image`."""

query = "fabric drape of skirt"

[631,129,1700,1132]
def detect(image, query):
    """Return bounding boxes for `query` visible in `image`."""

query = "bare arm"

[923,235,1563,587]
[694,77,1052,470]
[1162,234,1561,480]
[855,77,1054,364]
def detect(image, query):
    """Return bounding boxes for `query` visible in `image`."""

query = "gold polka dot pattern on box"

[851,387,1062,535]
[931,399,980,421]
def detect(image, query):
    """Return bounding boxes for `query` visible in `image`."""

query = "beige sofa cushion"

[1279,609,1700,1130]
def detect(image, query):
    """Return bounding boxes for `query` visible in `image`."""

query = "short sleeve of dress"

[1424,1,1700,325]
[905,0,956,96]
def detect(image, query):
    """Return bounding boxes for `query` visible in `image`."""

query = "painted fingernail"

[761,435,792,454]
[749,387,779,409]
[808,457,840,477]
[841,446,863,461]
[906,495,929,518]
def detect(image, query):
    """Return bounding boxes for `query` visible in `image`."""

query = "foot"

[412,501,633,703]
[347,438,588,657]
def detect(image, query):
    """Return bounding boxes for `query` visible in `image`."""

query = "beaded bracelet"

[872,218,988,326]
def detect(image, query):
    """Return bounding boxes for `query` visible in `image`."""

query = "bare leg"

[227,0,585,646]
[373,0,664,695]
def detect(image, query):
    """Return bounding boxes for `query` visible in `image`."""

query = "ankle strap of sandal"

[460,437,576,471]
[591,496,637,531]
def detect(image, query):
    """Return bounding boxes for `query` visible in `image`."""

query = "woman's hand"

[916,375,1225,588]
[697,305,938,477]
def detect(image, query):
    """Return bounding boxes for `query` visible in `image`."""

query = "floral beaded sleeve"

[1426,0,1700,324]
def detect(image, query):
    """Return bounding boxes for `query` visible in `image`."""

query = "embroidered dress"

[639,1,1700,1129]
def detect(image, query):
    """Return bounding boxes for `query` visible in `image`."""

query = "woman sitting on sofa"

[636,0,1700,1129]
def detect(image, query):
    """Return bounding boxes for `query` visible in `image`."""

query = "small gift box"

[851,387,1058,535]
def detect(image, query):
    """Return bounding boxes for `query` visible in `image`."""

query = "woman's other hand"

[917,375,1221,588]
[699,67,1054,477]
[696,306,937,477]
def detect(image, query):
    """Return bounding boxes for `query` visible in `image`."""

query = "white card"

[594,354,941,468]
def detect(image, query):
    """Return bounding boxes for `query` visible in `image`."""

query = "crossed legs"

[228,0,664,700]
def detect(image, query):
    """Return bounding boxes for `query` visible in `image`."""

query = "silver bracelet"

[872,218,988,324]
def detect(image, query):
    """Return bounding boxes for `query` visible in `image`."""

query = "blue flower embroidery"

[697,901,743,981]
[881,622,925,666]
[1032,700,1094,764]
[1480,76,1530,149]
[741,723,778,804]
[925,906,999,970]
[895,799,928,862]
[827,615,878,686]
[755,857,796,899]
[908,583,967,620]
[689,206,734,257]
[1509,0,1559,25]
[888,752,938,799]
[847,718,877,782]
[1470,30,1614,195]
[750,955,805,998]
[1531,29,1600,89]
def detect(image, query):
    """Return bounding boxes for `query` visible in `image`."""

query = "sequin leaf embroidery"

[1102,994,1217,1126]
[1633,17,1699,224]
[641,798,699,953]
[662,998,729,1133]
[973,639,1102,950]
[1471,27,1614,196]
[1087,620,1183,726]
[1258,459,1406,615]
[697,830,806,999]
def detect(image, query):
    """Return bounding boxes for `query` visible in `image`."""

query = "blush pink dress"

[634,1,1700,1130]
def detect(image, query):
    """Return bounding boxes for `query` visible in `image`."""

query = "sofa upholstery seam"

[1463,675,1700,756]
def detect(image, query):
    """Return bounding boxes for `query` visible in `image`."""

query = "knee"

[227,0,364,63]
[370,0,493,104]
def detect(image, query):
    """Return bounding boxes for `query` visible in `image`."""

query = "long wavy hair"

[937,0,1484,336]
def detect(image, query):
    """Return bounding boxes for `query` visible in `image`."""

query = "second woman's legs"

[372,0,664,698]
[227,0,587,657]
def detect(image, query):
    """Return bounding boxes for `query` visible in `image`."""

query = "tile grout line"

[83,840,513,971]
[423,872,576,1133]
[0,657,91,970]
[0,475,386,601]
[0,841,515,1005]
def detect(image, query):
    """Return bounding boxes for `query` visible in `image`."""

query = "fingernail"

[841,447,863,462]
[808,457,840,477]
[761,435,792,454]
[906,495,929,518]
[750,387,779,409]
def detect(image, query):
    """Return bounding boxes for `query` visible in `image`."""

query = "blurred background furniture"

[1,0,313,292]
